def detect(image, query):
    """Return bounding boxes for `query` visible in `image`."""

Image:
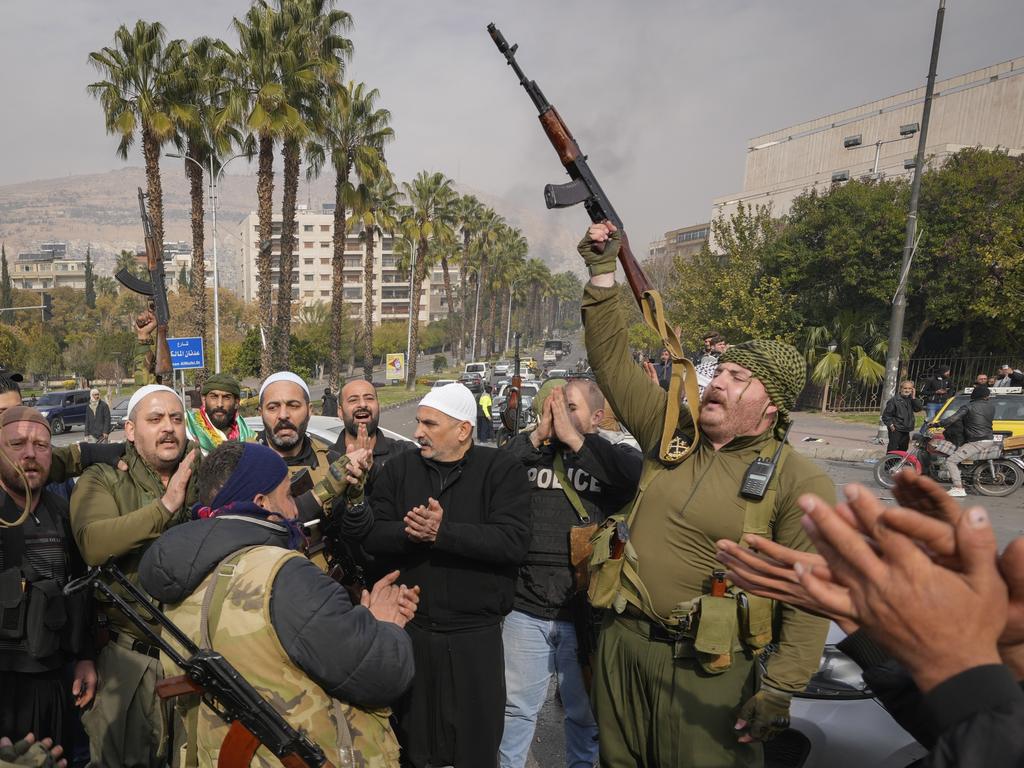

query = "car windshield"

[36,393,65,406]
[943,394,1024,421]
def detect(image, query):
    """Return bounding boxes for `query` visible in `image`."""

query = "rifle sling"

[553,451,589,523]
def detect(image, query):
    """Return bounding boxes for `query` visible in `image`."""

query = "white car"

[244,415,414,451]
[765,623,927,768]
[494,361,511,376]
[464,362,491,379]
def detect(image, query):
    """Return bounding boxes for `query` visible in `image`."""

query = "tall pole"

[209,157,222,373]
[405,245,417,386]
[877,0,945,442]
[505,278,522,353]
[471,270,482,362]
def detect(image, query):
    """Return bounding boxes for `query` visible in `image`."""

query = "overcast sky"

[2,0,1022,249]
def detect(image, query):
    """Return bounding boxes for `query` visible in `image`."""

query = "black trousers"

[0,668,69,746]
[396,622,505,768]
[887,429,911,453]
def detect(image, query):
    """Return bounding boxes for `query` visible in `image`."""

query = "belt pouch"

[0,567,26,640]
[694,594,737,674]
[587,517,626,609]
[25,579,66,659]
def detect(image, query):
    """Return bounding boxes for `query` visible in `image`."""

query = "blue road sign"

[168,336,205,370]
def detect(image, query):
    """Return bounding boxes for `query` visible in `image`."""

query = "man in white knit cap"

[364,383,532,768]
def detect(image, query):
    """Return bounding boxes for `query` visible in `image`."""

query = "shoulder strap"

[553,451,589,523]
[199,546,259,649]
[0,494,26,569]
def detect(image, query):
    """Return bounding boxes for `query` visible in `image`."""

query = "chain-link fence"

[797,354,1022,412]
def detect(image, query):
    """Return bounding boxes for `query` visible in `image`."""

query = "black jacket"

[939,400,995,443]
[507,431,641,619]
[838,632,1024,768]
[363,444,531,631]
[882,394,923,432]
[139,515,414,708]
[85,400,111,439]
[321,393,338,418]
[921,375,953,405]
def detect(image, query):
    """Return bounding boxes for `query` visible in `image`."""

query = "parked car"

[933,386,1024,439]
[458,373,484,394]
[464,362,491,380]
[544,368,569,380]
[432,379,458,389]
[110,396,131,431]
[33,389,91,434]
[765,623,927,768]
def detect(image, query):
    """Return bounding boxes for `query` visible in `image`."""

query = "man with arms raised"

[577,222,834,767]
[184,373,253,456]
[71,384,199,768]
[364,383,531,768]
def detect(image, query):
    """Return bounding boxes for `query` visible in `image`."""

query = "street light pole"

[505,278,524,353]
[876,0,945,443]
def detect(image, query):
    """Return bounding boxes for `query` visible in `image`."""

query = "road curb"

[795,445,886,462]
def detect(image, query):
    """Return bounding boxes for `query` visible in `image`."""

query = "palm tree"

[398,171,456,389]
[452,195,484,361]
[170,36,236,382]
[272,0,352,369]
[306,80,392,386]
[354,175,400,382]
[470,207,504,359]
[803,311,887,412]
[519,258,549,343]
[89,20,192,252]
[486,225,527,356]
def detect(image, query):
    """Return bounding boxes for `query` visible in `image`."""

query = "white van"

[464,362,491,379]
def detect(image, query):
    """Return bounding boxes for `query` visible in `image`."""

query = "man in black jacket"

[935,384,995,497]
[139,440,417,764]
[881,380,923,452]
[364,383,532,768]
[499,378,641,768]
[920,367,953,422]
[84,390,111,443]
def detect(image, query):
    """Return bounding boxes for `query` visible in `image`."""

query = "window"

[344,287,362,299]
[320,241,330,248]
[304,274,314,282]
[321,290,330,297]
[321,258,330,266]
[303,290,313,297]
[320,224,330,232]
[303,224,314,232]
[344,257,360,269]
[303,241,315,249]
[320,274,331,282]
[304,258,314,265]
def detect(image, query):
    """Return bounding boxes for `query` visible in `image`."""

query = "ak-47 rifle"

[64,564,335,768]
[501,332,524,433]
[117,188,173,379]
[488,23,701,466]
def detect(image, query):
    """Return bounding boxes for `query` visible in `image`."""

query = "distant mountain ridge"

[0,167,584,296]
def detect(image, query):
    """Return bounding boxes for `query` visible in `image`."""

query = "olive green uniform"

[70,442,200,768]
[582,283,834,767]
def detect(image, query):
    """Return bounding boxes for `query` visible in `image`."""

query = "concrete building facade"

[237,207,454,325]
[712,56,1024,223]
[13,243,87,291]
[648,222,710,263]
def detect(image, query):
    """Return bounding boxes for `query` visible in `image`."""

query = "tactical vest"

[162,545,400,767]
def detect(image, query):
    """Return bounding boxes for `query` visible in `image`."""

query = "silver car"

[244,414,414,451]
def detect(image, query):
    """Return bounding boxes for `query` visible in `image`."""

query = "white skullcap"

[419,383,477,429]
[259,371,310,401]
[127,385,180,420]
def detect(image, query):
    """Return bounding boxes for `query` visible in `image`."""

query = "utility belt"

[107,628,162,660]
[0,567,83,660]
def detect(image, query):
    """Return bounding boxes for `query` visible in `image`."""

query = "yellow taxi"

[934,386,1024,440]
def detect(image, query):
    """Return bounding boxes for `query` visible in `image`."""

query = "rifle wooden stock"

[217,720,337,768]
[157,674,203,699]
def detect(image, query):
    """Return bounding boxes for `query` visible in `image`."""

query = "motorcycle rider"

[932,384,995,498]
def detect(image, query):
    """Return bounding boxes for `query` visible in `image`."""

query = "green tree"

[670,202,795,350]
[0,244,11,322]
[306,80,393,384]
[801,311,886,412]
[177,264,189,292]
[84,247,96,309]
[88,20,191,250]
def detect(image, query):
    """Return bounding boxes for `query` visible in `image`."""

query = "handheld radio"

[740,423,792,501]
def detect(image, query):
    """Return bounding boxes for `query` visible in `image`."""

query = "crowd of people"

[0,224,1022,768]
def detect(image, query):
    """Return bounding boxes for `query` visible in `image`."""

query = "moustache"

[353,408,372,419]
[20,461,43,473]
[274,421,297,433]
[158,434,180,446]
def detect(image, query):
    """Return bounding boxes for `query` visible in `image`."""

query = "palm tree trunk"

[330,165,350,387]
[458,232,471,361]
[141,128,165,250]
[440,253,456,358]
[487,285,499,358]
[256,132,275,378]
[406,238,428,389]
[276,138,301,369]
[474,252,489,359]
[186,140,207,386]
[362,223,376,382]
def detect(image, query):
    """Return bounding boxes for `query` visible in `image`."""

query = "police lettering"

[526,466,601,493]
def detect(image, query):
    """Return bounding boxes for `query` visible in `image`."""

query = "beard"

[0,460,46,495]
[343,407,379,437]
[207,404,237,430]
[266,412,311,451]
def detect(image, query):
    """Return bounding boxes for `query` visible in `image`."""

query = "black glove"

[735,687,792,742]
[80,440,126,469]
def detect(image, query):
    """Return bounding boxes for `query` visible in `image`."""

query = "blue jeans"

[500,610,599,768]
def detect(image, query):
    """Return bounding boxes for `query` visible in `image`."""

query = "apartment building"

[237,206,455,324]
[13,243,87,291]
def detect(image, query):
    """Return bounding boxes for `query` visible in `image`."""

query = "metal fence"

[796,354,1022,413]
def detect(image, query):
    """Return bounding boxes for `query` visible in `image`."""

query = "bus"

[543,339,570,362]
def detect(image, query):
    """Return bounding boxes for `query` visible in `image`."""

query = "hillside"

[0,166,584,296]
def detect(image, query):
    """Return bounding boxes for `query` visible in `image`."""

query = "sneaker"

[947,487,967,498]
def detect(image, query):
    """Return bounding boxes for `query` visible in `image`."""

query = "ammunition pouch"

[25,578,67,660]
[587,515,630,611]
[738,592,774,651]
[694,594,738,674]
[0,568,26,640]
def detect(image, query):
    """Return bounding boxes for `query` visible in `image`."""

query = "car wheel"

[51,417,65,434]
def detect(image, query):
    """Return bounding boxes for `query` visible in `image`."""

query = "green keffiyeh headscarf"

[202,373,241,397]
[719,340,806,426]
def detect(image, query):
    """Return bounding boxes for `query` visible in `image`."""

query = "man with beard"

[257,372,373,542]
[139,441,417,766]
[70,384,200,768]
[364,383,532,768]
[184,373,253,456]
[0,407,95,752]
[577,221,833,768]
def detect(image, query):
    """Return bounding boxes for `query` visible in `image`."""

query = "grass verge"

[377,383,432,409]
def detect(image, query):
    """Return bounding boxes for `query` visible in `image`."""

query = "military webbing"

[638,289,702,466]
[553,451,589,523]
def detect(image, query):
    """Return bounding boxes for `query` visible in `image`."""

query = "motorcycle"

[874,425,1024,496]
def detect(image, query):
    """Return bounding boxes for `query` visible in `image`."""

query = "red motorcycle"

[874,426,1024,496]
